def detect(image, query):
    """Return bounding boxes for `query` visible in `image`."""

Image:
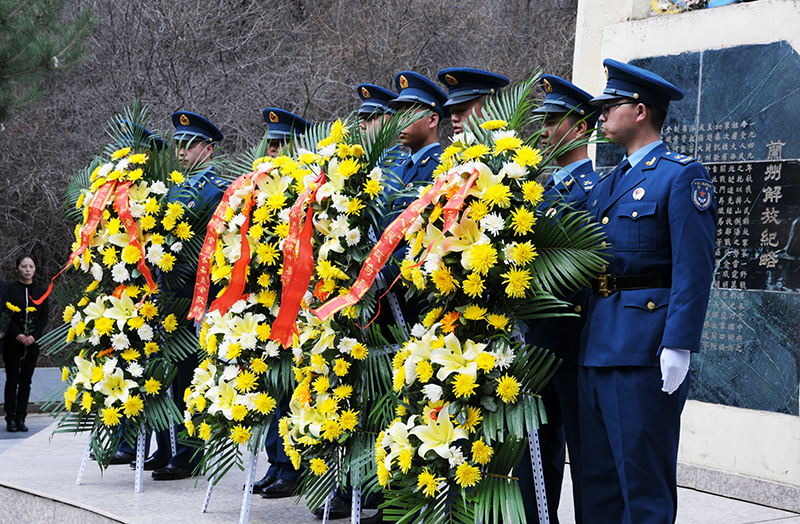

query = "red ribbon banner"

[208,193,255,315]
[115,181,157,295]
[269,172,326,348]
[32,181,118,305]
[188,174,255,320]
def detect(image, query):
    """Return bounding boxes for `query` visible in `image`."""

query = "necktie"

[610,158,631,193]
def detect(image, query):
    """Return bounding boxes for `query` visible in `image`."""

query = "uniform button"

[601,216,609,224]
[632,211,638,218]
[647,301,656,310]
[600,266,606,273]
[574,305,582,313]
[601,242,607,248]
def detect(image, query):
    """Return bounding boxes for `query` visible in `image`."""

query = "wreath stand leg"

[168,385,177,457]
[76,432,92,485]
[350,470,362,524]
[201,475,218,513]
[321,488,335,524]
[239,448,259,524]
[527,428,550,524]
[134,429,146,493]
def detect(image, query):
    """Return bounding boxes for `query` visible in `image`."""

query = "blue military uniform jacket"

[526,159,599,365]
[580,143,717,367]
[167,166,228,301]
[391,143,442,211]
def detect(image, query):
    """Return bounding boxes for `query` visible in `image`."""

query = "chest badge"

[633,187,645,200]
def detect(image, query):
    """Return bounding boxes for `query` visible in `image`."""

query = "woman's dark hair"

[15,254,37,268]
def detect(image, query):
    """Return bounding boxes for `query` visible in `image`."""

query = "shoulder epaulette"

[663,151,697,164]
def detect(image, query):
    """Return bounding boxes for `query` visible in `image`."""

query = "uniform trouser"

[265,394,302,482]
[152,350,203,470]
[578,366,689,524]
[3,341,38,424]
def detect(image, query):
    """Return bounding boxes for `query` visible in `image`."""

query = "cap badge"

[120,123,127,133]
[361,86,371,98]
[604,66,609,81]
[633,187,645,200]
[399,75,409,90]
[445,74,459,86]
[543,79,553,93]
[269,111,279,123]
[180,114,190,126]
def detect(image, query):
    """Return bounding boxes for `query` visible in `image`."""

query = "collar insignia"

[645,156,656,166]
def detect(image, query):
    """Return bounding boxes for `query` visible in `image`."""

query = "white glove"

[660,347,691,395]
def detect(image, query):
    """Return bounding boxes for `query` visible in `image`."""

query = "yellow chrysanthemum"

[461,143,491,161]
[461,273,486,299]
[313,375,330,395]
[310,458,328,476]
[440,144,462,163]
[169,170,185,184]
[472,438,494,465]
[111,147,131,160]
[399,447,414,474]
[321,418,342,441]
[162,314,178,332]
[510,207,536,236]
[256,242,280,265]
[62,304,76,323]
[231,404,248,421]
[333,384,353,400]
[476,352,496,372]
[199,422,212,440]
[121,244,142,265]
[333,358,351,377]
[174,221,193,240]
[158,252,176,272]
[226,342,242,360]
[480,119,508,130]
[230,424,251,445]
[463,304,487,320]
[81,392,93,413]
[455,462,481,488]
[417,468,441,498]
[377,461,391,487]
[251,358,268,374]
[338,158,361,178]
[254,393,276,415]
[274,222,290,238]
[120,348,141,362]
[235,370,257,393]
[144,377,161,395]
[101,406,122,426]
[452,373,478,398]
[493,135,523,155]
[422,307,443,329]
[350,343,368,360]
[185,419,195,436]
[431,263,458,295]
[416,360,434,383]
[123,394,144,417]
[346,197,364,216]
[144,342,159,356]
[497,374,521,403]
[469,243,498,275]
[363,178,382,198]
[339,409,358,431]
[482,183,512,209]
[501,267,532,299]
[64,386,79,410]
[514,145,543,168]
[461,405,483,433]
[486,313,509,330]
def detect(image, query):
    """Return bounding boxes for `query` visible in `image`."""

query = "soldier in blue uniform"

[436,67,509,134]
[261,107,310,158]
[516,75,600,524]
[579,59,716,523]
[387,71,449,210]
[357,83,408,177]
[149,111,229,480]
[255,107,309,499]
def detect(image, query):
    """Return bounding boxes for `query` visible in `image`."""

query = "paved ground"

[0,414,797,523]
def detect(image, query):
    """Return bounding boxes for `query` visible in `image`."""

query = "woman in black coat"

[3,255,49,432]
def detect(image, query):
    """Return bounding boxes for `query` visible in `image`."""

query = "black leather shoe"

[6,421,17,433]
[131,455,170,471]
[260,478,300,499]
[109,451,135,465]
[313,495,351,519]
[152,463,192,480]
[250,473,276,493]
[360,509,383,524]
[16,421,28,432]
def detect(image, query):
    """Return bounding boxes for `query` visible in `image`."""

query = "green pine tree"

[0,0,95,122]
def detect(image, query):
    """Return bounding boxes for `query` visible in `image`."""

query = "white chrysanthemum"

[127,362,144,378]
[451,132,475,147]
[422,384,443,403]
[480,212,505,237]
[255,192,268,207]
[230,299,248,315]
[406,214,425,236]
[70,312,82,329]
[265,340,280,358]
[170,242,182,253]
[345,228,361,246]
[228,196,242,211]
[338,337,356,355]
[91,263,103,282]
[318,143,336,157]
[97,163,114,179]
[146,244,165,265]
[504,242,517,265]
[89,330,101,346]
[137,324,154,341]
[256,160,274,173]
[240,332,257,350]
[492,129,517,142]
[410,323,427,338]
[332,193,349,214]
[369,166,383,182]
[423,253,442,276]
[111,262,130,283]
[292,346,303,363]
[492,346,516,370]
[111,332,130,351]
[330,215,349,237]
[150,181,168,194]
[221,365,239,382]
[279,207,292,223]
[130,202,145,218]
[116,158,131,171]
[231,213,246,229]
[499,161,527,180]
[448,446,465,468]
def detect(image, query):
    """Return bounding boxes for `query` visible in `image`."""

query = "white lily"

[409,404,468,460]
[430,333,483,380]
[94,366,138,407]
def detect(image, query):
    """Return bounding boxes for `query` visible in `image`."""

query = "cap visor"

[443,92,482,107]
[588,93,623,106]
